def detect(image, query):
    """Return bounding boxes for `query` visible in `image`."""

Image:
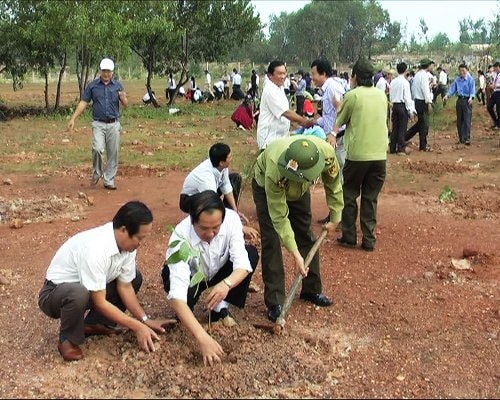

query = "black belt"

[392,102,405,104]
[457,95,469,99]
[44,279,56,287]
[96,118,117,123]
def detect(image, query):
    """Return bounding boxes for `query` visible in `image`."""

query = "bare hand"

[303,119,315,129]
[205,282,229,311]
[238,211,249,225]
[67,119,75,130]
[144,318,171,334]
[293,251,308,278]
[135,324,160,353]
[242,225,260,241]
[427,103,433,112]
[468,98,473,105]
[322,222,335,233]
[326,134,337,148]
[199,333,224,366]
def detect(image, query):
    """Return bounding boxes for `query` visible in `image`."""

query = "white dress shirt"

[438,70,447,85]
[257,79,291,149]
[411,69,433,103]
[214,81,224,92]
[389,75,416,114]
[232,73,242,85]
[181,158,232,196]
[46,222,136,291]
[376,77,389,93]
[166,210,252,302]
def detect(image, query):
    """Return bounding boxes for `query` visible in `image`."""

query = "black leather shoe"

[361,242,374,252]
[267,304,283,322]
[299,293,333,307]
[336,236,356,247]
[209,307,231,322]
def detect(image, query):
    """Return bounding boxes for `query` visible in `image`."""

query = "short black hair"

[458,63,468,70]
[189,190,226,225]
[494,62,500,68]
[209,142,231,167]
[268,60,286,75]
[396,62,408,74]
[113,201,153,237]
[310,59,333,77]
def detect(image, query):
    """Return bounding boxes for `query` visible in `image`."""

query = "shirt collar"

[103,222,121,256]
[321,77,333,91]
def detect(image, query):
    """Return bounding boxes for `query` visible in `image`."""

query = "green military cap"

[277,138,325,182]
[420,58,434,68]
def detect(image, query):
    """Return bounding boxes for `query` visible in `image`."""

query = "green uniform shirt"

[254,135,343,252]
[335,86,388,161]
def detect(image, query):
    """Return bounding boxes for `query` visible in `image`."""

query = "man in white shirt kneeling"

[162,190,259,366]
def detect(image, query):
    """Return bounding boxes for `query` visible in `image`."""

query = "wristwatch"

[330,131,337,138]
[141,314,150,323]
[223,278,233,289]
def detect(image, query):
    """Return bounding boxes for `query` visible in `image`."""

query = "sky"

[251,0,499,42]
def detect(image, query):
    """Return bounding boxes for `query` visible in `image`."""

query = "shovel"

[254,228,329,333]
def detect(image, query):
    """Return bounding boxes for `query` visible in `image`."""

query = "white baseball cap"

[99,58,115,71]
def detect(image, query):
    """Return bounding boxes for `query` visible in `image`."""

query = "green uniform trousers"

[341,159,386,248]
[252,179,322,308]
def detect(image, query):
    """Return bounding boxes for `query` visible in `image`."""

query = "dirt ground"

[0,85,499,398]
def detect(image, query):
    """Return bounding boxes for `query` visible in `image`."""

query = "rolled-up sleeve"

[220,169,233,195]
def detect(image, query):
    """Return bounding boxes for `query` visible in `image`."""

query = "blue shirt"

[447,73,475,98]
[317,77,345,135]
[82,78,124,121]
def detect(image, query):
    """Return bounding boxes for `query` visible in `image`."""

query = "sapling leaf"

[178,242,191,261]
[168,239,181,249]
[190,270,205,287]
[166,251,184,265]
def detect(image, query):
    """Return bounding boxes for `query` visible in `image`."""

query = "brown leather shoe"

[58,340,84,361]
[84,323,125,337]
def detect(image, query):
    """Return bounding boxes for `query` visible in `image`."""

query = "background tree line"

[230,0,499,67]
[0,0,260,110]
[1,0,499,111]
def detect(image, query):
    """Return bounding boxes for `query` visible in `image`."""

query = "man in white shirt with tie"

[389,62,416,154]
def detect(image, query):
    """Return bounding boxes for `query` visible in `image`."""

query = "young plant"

[165,225,213,330]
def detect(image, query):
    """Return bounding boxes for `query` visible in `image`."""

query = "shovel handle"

[276,228,329,325]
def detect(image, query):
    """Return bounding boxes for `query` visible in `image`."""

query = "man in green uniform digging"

[252,136,343,322]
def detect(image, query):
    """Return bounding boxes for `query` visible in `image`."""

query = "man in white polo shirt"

[257,60,314,150]
[38,201,169,361]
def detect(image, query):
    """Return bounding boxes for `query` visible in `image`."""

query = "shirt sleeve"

[447,80,457,97]
[268,88,290,119]
[321,157,344,223]
[335,91,354,128]
[469,77,475,98]
[227,213,252,272]
[77,246,109,291]
[219,169,233,195]
[82,83,93,103]
[264,173,297,252]
[165,232,191,303]
[404,81,416,114]
[116,252,137,284]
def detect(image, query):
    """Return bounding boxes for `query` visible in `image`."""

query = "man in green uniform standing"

[252,136,344,322]
[332,58,388,251]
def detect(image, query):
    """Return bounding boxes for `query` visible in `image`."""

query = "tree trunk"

[54,51,67,111]
[146,66,160,108]
[44,71,50,111]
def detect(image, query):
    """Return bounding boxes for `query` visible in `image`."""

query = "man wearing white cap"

[68,58,128,190]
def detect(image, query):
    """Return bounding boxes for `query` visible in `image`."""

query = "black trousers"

[476,88,485,105]
[179,172,242,213]
[38,271,143,345]
[341,160,386,248]
[456,98,472,143]
[161,245,259,311]
[295,94,305,116]
[487,91,500,128]
[389,103,408,153]
[252,179,322,308]
[405,99,429,150]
